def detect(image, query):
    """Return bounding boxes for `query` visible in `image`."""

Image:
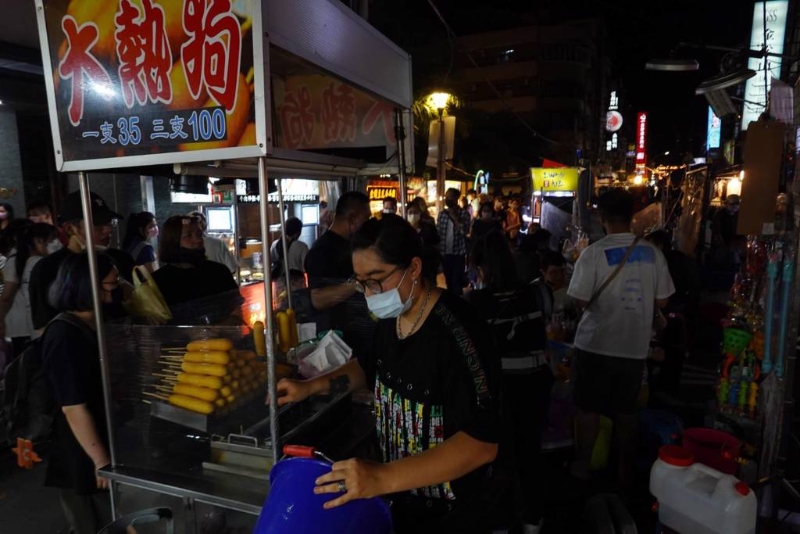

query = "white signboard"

[741,1,789,131]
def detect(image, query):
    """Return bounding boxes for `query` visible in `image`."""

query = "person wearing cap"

[187,211,238,276]
[29,191,135,332]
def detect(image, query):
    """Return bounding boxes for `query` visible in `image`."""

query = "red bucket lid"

[658,445,694,467]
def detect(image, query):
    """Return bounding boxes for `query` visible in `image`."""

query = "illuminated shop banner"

[531,167,579,192]
[35,0,266,171]
[635,112,647,165]
[367,180,400,201]
[707,107,721,151]
[741,0,789,131]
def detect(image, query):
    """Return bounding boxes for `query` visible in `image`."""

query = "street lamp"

[426,92,452,213]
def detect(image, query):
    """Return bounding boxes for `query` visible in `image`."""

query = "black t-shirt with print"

[361,290,500,512]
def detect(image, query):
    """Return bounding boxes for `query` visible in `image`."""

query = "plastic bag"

[123,266,172,323]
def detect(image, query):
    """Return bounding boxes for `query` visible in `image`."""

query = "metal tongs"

[282,444,335,464]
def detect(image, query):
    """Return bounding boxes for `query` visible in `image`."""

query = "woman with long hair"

[152,215,240,324]
[467,231,553,533]
[410,196,435,226]
[276,215,501,532]
[406,201,439,248]
[43,252,116,534]
[122,211,158,272]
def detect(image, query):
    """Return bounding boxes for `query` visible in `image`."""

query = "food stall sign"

[367,180,400,201]
[635,112,647,165]
[35,0,268,172]
[530,167,579,192]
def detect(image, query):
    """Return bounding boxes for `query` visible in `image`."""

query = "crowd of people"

[0,186,682,534]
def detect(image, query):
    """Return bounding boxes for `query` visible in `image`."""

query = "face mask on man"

[365,270,414,319]
[46,240,63,254]
[407,213,420,225]
[73,233,108,252]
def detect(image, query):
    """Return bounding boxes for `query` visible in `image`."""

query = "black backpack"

[2,313,94,443]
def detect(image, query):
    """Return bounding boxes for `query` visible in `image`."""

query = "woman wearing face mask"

[122,212,158,272]
[406,203,439,247]
[470,202,502,242]
[151,216,239,321]
[410,196,435,226]
[42,252,117,534]
[276,216,501,533]
[467,231,553,534]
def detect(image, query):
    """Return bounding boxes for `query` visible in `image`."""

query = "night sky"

[373,0,758,164]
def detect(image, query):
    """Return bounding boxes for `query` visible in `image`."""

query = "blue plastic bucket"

[254,457,393,534]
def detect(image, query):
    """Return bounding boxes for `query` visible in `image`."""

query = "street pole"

[437,108,446,214]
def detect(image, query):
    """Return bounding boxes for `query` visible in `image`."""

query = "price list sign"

[35,0,267,171]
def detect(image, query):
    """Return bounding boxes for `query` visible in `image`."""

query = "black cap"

[59,191,123,225]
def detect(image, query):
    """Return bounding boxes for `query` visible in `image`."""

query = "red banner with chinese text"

[37,0,262,171]
[273,74,396,151]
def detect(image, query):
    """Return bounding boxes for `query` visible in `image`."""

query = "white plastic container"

[650,445,757,534]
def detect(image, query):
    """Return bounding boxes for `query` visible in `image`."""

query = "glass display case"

[100,322,363,519]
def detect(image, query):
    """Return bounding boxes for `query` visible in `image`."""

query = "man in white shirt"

[567,189,674,484]
[188,211,238,275]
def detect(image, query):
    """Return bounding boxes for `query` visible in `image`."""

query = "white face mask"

[383,208,395,214]
[365,269,414,319]
[46,240,63,254]
[408,213,420,225]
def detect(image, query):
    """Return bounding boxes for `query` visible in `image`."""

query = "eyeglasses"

[350,267,404,294]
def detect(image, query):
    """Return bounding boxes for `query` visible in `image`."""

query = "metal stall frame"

[35,0,413,525]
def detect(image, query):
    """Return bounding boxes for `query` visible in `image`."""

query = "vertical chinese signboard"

[35,0,267,171]
[741,0,789,131]
[635,112,647,166]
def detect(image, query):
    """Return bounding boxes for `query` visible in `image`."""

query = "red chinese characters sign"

[274,74,397,151]
[36,0,263,171]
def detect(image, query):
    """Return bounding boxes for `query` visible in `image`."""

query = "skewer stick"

[154,385,176,392]
[153,373,178,380]
[142,399,152,405]
[159,356,184,361]
[142,391,169,401]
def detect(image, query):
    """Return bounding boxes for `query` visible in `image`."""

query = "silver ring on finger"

[337,481,347,492]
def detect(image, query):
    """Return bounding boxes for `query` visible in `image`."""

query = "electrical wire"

[425,0,561,146]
